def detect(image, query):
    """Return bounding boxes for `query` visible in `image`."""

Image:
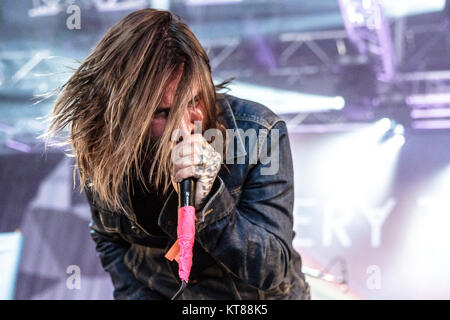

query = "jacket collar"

[219,94,247,160]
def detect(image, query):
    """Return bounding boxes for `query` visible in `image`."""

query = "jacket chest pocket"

[120,215,169,247]
[97,208,122,233]
[121,217,148,240]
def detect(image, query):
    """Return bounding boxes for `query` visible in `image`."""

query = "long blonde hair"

[41,8,231,215]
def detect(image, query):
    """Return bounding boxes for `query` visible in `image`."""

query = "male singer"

[44,8,310,299]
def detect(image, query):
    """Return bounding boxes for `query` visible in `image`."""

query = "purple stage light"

[406,93,450,106]
[411,119,450,129]
[5,139,31,153]
[411,108,450,119]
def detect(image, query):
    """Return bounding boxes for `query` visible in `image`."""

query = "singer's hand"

[170,132,222,210]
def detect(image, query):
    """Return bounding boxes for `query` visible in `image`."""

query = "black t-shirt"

[128,177,177,237]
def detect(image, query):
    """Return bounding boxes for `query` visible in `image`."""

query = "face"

[150,65,206,139]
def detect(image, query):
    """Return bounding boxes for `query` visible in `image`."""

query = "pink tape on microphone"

[176,206,196,282]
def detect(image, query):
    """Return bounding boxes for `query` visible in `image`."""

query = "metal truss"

[274,29,353,86]
[338,0,396,83]
[393,16,450,128]
[202,37,241,71]
[16,0,450,132]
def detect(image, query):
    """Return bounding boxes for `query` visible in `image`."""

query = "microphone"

[179,178,195,208]
[171,178,196,300]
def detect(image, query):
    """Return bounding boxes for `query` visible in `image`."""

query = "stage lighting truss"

[277,29,350,76]
[28,0,65,17]
[0,50,57,94]
[394,19,450,129]
[17,0,450,132]
[202,37,241,71]
[338,0,396,83]
[404,78,450,129]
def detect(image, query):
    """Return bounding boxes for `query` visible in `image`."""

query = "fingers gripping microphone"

[171,178,196,300]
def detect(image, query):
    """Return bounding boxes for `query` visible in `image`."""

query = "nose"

[180,106,204,134]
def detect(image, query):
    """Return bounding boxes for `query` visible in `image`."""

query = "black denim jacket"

[85,94,310,299]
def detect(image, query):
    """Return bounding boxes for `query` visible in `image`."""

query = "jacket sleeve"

[86,192,165,299]
[194,120,295,290]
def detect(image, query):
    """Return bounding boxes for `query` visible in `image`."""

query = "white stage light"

[310,118,404,205]
[218,79,346,114]
[380,0,446,18]
[393,124,405,136]
[388,134,405,148]
[375,118,392,133]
